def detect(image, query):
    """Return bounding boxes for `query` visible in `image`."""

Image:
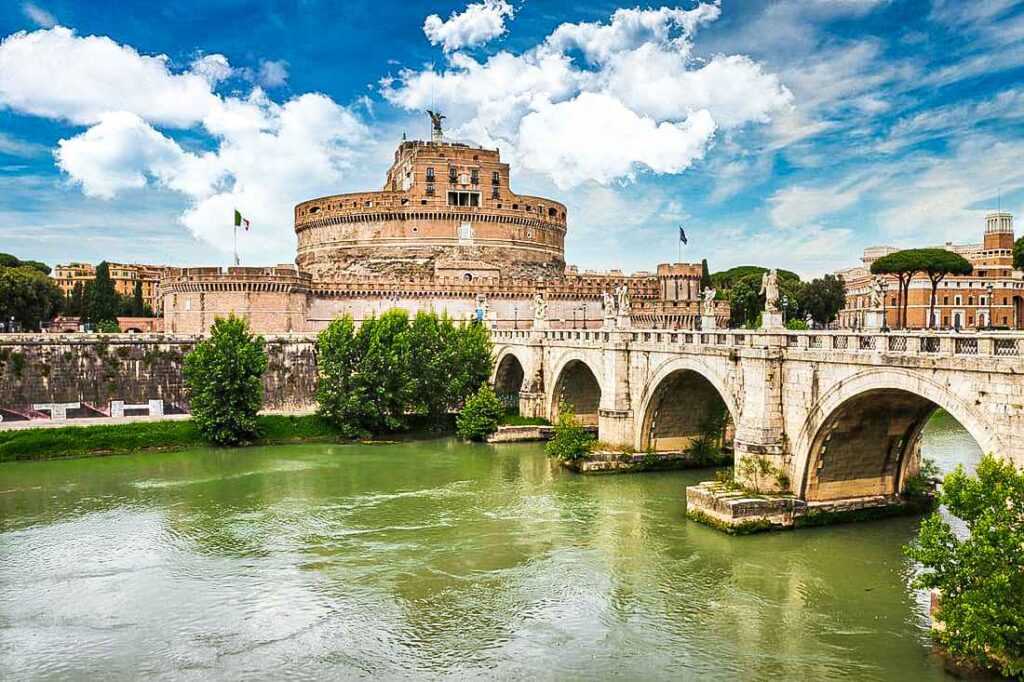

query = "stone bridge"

[491,327,1024,504]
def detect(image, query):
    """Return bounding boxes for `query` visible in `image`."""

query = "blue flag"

[679,226,688,244]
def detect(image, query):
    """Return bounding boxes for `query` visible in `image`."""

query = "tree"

[448,320,493,407]
[870,251,922,329]
[918,249,972,328]
[315,315,369,437]
[0,253,48,274]
[357,310,414,433]
[545,404,595,461]
[905,455,1024,677]
[456,384,504,441]
[700,258,712,290]
[183,316,268,445]
[798,274,846,326]
[1014,236,1023,271]
[86,261,120,325]
[728,279,760,328]
[0,266,63,330]
[65,282,86,318]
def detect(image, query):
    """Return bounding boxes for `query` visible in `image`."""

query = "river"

[0,412,981,680]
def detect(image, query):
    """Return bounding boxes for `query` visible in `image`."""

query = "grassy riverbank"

[0,415,346,462]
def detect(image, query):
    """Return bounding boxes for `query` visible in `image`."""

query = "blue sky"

[0,0,1022,277]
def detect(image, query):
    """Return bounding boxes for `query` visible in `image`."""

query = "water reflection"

[0,416,981,680]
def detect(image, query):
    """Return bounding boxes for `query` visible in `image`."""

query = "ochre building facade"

[162,136,727,334]
[837,212,1024,330]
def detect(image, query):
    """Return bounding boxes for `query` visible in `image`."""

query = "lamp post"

[879,279,889,332]
[986,282,994,330]
[782,295,789,326]
[513,305,518,330]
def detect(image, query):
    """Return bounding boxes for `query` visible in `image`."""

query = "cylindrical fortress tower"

[294,140,567,283]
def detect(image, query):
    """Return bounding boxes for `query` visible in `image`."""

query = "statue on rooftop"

[426,110,446,142]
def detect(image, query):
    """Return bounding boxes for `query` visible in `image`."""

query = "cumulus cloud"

[0,27,222,127]
[21,3,56,28]
[387,2,790,188]
[423,0,514,52]
[0,26,368,260]
[768,178,877,228]
[258,59,289,88]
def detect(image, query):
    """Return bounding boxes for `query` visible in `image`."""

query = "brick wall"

[0,334,318,416]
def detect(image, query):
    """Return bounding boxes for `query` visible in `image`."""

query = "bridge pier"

[597,332,634,448]
[733,341,790,493]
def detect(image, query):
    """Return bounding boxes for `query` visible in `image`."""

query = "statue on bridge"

[615,284,631,315]
[702,287,717,317]
[869,276,884,309]
[760,269,780,314]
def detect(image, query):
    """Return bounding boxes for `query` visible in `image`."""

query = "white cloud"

[21,3,56,28]
[190,53,233,85]
[258,59,289,88]
[387,3,790,188]
[0,27,222,127]
[423,0,514,52]
[0,132,47,157]
[1,26,370,261]
[768,179,874,228]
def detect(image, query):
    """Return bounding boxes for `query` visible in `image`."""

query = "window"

[448,167,457,182]
[491,171,500,185]
[943,295,948,305]
[968,296,974,305]
[491,187,500,199]
[955,295,962,305]
[448,191,480,207]
[470,169,479,185]
[426,167,435,181]
[426,184,435,196]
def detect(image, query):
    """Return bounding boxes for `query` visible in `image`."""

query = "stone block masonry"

[0,334,319,418]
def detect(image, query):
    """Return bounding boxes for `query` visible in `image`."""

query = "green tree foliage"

[785,318,810,330]
[456,384,504,441]
[710,265,800,290]
[86,261,121,325]
[182,316,268,445]
[65,282,86,318]
[700,258,712,290]
[905,455,1024,677]
[545,403,595,460]
[1015,236,1024,270]
[715,266,804,328]
[95,319,121,333]
[0,253,50,274]
[357,310,415,434]
[869,249,966,329]
[316,311,493,436]
[798,274,846,326]
[0,265,63,331]
[315,316,367,437]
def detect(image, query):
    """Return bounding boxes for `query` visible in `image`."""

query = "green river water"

[0,412,981,680]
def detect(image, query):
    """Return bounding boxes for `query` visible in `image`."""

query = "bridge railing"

[489,327,1024,358]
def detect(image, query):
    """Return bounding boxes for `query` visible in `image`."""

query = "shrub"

[456,384,504,441]
[545,404,595,461]
[95,319,120,334]
[904,458,940,498]
[784,318,809,331]
[182,316,267,445]
[905,455,1024,678]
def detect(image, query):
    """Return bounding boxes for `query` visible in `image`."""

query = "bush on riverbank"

[0,415,342,462]
[545,404,594,461]
[905,454,1024,678]
[183,316,267,445]
[456,384,503,441]
[315,311,492,436]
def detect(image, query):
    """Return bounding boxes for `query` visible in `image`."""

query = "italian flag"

[234,209,251,231]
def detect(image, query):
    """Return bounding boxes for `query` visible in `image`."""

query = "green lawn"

[0,415,344,463]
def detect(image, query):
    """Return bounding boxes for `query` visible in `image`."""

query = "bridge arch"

[492,350,527,411]
[547,352,603,426]
[636,358,739,453]
[793,369,995,501]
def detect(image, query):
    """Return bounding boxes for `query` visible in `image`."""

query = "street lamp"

[513,305,518,330]
[986,281,995,330]
[782,295,789,325]
[879,279,889,332]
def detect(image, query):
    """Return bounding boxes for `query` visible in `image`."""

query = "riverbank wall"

[0,333,318,419]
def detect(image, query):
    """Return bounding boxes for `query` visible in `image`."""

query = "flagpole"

[233,220,239,266]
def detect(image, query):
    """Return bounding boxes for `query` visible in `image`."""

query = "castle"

[161,119,725,334]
